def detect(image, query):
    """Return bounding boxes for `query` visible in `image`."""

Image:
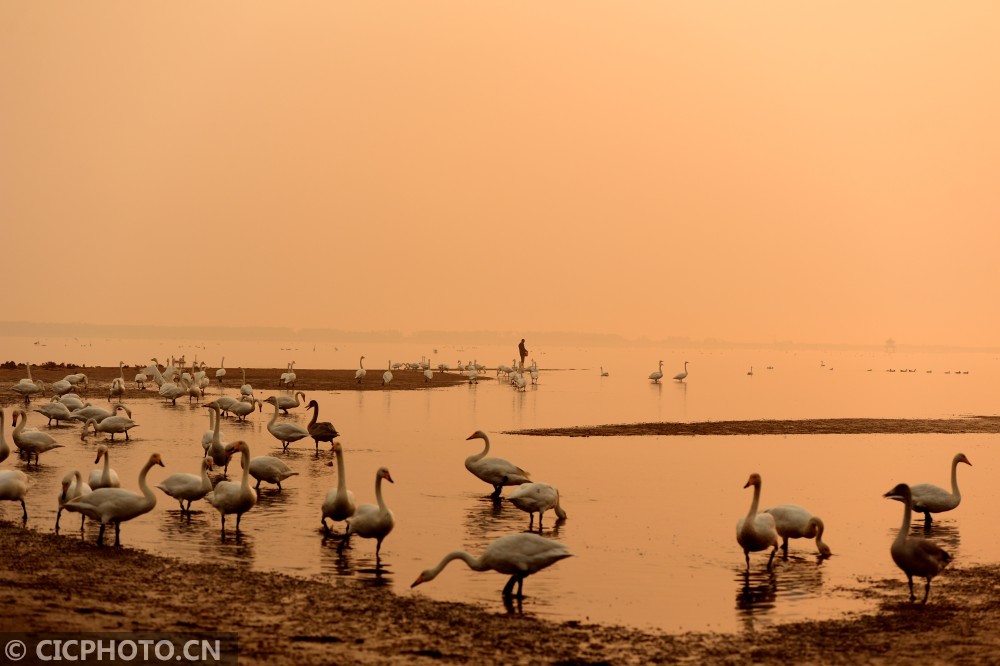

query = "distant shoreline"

[511,416,1000,437]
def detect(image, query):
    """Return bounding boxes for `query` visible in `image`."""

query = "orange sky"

[2,2,998,346]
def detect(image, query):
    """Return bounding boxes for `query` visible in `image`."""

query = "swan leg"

[744,550,751,571]
[97,523,106,546]
[376,538,383,558]
[490,485,502,499]
[766,546,777,571]
[922,579,932,604]
[254,479,261,490]
[277,481,282,492]
[322,518,331,537]
[125,430,130,440]
[236,512,243,532]
[79,515,85,531]
[178,500,185,513]
[20,499,27,523]
[113,522,121,547]
[502,575,518,598]
[781,537,790,559]
[55,509,62,532]
[907,575,916,602]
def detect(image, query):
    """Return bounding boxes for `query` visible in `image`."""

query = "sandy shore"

[2,524,1000,664]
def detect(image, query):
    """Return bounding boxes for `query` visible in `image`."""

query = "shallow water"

[3,343,999,633]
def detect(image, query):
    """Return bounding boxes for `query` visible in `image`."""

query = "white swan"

[262,397,310,451]
[249,456,298,491]
[64,452,165,547]
[0,464,28,523]
[382,361,393,387]
[239,368,253,400]
[204,440,257,533]
[215,357,226,384]
[508,482,567,528]
[56,469,90,531]
[322,441,356,537]
[673,361,689,382]
[11,409,63,464]
[57,394,86,411]
[213,395,239,416]
[762,504,831,557]
[305,400,339,450]
[229,397,262,422]
[355,356,367,384]
[134,366,147,390]
[87,444,121,489]
[201,405,223,452]
[11,379,45,404]
[33,400,75,427]
[424,367,434,383]
[340,466,394,557]
[280,361,296,388]
[412,532,571,599]
[464,431,530,498]
[156,457,214,513]
[108,378,126,403]
[202,403,233,475]
[736,473,779,570]
[49,378,75,396]
[158,377,187,405]
[270,391,306,414]
[893,453,972,525]
[529,360,539,384]
[70,403,130,424]
[884,482,951,603]
[81,414,139,442]
[649,360,664,383]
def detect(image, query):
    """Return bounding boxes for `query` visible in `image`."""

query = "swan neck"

[268,401,279,425]
[747,482,761,518]
[951,458,962,498]
[898,491,912,541]
[240,448,251,490]
[336,448,347,492]
[308,404,319,428]
[374,474,387,511]
[470,435,490,462]
[426,551,483,581]
[138,459,158,505]
[102,450,112,481]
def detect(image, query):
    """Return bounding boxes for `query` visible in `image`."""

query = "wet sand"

[6,365,1000,663]
[2,524,1000,664]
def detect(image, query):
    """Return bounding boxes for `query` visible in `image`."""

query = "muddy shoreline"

[2,524,1000,664]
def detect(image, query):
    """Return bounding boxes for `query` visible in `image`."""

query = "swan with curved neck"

[304,400,339,450]
[464,431,530,499]
[340,466,394,557]
[56,469,90,531]
[271,391,306,414]
[508,482,567,529]
[762,504,831,557]
[412,532,571,599]
[884,482,951,603]
[82,413,138,441]
[355,356,367,383]
[895,453,972,525]
[64,453,165,547]
[88,444,120,489]
[12,409,63,464]
[202,403,233,475]
[156,457,214,513]
[736,473,779,570]
[263,397,309,451]
[322,441,356,536]
[204,441,257,534]
[649,360,664,383]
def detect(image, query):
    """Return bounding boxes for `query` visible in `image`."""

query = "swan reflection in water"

[319,540,393,588]
[736,555,828,617]
[907,520,962,553]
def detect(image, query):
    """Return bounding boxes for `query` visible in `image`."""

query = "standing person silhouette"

[518,339,529,372]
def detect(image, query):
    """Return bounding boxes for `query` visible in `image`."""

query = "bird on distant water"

[648,361,664,383]
[673,361,689,382]
[411,532,571,600]
[884,482,951,603]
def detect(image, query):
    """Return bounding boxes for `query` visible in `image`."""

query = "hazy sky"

[2,2,998,346]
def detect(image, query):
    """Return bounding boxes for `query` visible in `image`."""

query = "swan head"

[94,444,109,463]
[203,457,214,471]
[378,467,394,484]
[411,571,432,588]
[883,482,911,503]
[305,400,318,411]
[466,430,488,442]
[149,453,165,468]
[743,473,762,489]
[954,453,972,467]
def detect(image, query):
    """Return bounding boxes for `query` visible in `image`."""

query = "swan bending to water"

[12,409,64,464]
[884,482,951,603]
[339,466,394,557]
[508,482,566,528]
[648,361,664,383]
[736,473,779,570]
[890,453,972,525]
[87,444,121,489]
[263,397,309,450]
[249,456,298,490]
[56,469,89,531]
[156,457,214,513]
[304,400,339,450]
[33,400,75,427]
[64,453,165,547]
[204,441,257,533]
[322,441,356,537]
[464,431,530,499]
[673,361,689,382]
[270,391,306,414]
[412,532,571,599]
[762,504,831,557]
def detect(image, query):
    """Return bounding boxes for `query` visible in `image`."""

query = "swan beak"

[410,574,424,588]
[883,490,903,500]
[384,471,394,483]
[743,480,751,489]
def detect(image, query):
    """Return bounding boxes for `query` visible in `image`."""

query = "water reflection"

[736,568,778,615]
[736,555,829,626]
[318,536,394,588]
[905,521,962,554]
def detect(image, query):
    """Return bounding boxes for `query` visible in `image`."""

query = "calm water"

[3,337,1000,633]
